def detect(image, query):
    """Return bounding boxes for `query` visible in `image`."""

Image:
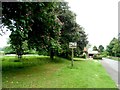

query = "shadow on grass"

[2,56,49,71]
[74,59,87,61]
[2,56,67,72]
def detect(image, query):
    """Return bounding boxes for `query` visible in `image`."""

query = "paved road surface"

[100,58,120,89]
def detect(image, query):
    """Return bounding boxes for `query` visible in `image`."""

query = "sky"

[0,27,11,48]
[0,0,119,49]
[67,0,119,49]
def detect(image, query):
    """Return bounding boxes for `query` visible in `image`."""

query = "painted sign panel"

[69,42,77,48]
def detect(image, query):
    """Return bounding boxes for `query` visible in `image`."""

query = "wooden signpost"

[69,42,77,67]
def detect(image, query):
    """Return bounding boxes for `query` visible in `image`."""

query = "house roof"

[83,47,87,51]
[88,51,99,54]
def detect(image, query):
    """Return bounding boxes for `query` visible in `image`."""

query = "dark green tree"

[2,2,88,60]
[56,2,88,58]
[93,46,98,51]
[98,45,104,52]
[106,37,120,57]
[2,2,62,59]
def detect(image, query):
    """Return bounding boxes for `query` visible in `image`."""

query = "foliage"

[106,37,120,57]
[2,2,62,58]
[2,2,88,59]
[79,54,86,59]
[100,51,108,57]
[57,2,88,58]
[79,52,87,59]
[93,46,98,51]
[93,54,102,60]
[2,46,15,54]
[98,45,104,52]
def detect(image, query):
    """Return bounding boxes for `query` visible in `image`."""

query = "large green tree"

[106,37,120,57]
[56,2,88,58]
[98,45,104,52]
[2,2,62,59]
[2,2,88,59]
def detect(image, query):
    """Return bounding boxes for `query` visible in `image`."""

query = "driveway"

[100,58,120,89]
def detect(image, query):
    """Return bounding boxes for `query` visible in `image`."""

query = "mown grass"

[106,56,120,61]
[1,55,118,88]
[73,58,87,61]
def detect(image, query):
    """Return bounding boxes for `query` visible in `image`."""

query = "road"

[100,58,120,89]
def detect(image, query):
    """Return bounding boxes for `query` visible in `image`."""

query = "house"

[88,51,99,58]
[83,47,99,58]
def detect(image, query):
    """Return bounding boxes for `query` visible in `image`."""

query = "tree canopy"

[106,37,120,57]
[2,2,88,59]
[93,46,98,51]
[98,45,104,52]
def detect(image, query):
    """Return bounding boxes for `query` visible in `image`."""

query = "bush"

[38,50,48,56]
[101,54,107,57]
[79,54,86,59]
[83,54,87,59]
[93,55,102,60]
[101,51,108,57]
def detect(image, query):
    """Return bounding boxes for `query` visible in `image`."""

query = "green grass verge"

[73,58,87,61]
[106,56,120,61]
[1,56,117,88]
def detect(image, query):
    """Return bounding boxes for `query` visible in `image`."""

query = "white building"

[88,51,99,57]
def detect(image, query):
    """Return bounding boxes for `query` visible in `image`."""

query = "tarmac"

[100,58,120,89]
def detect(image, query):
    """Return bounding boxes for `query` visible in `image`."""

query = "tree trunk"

[50,48,54,60]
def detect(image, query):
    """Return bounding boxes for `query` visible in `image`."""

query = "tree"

[98,45,104,52]
[106,37,120,57]
[2,2,62,59]
[112,38,120,57]
[56,2,88,58]
[2,46,15,54]
[2,2,88,60]
[93,46,98,51]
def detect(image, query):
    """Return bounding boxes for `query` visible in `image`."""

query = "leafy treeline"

[106,37,120,57]
[92,45,104,52]
[2,2,88,59]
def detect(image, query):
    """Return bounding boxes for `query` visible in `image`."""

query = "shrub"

[79,53,86,59]
[101,51,108,57]
[93,55,102,60]
[101,54,107,57]
[83,54,87,59]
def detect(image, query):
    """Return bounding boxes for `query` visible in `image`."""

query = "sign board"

[69,42,77,48]
[69,42,77,67]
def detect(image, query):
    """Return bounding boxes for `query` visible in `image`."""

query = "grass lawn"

[1,55,118,88]
[106,56,120,61]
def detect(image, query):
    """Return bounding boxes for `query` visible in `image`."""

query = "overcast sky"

[0,27,11,48]
[0,0,119,49]
[67,0,119,49]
